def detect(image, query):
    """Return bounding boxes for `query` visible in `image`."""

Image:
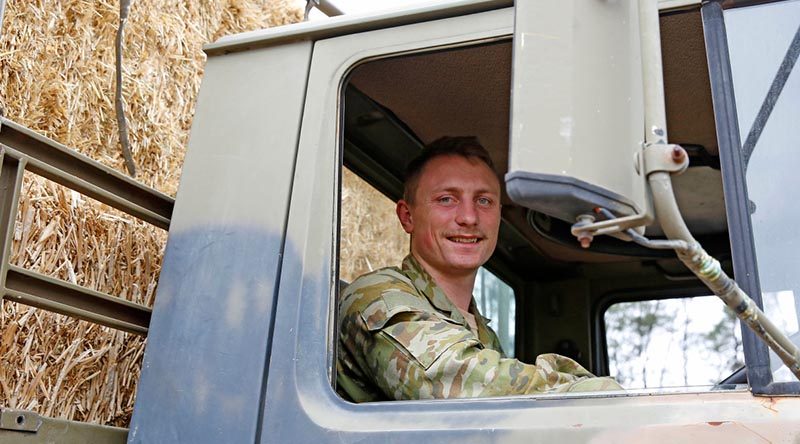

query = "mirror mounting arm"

[648,160,800,381]
[576,142,800,381]
[569,142,690,244]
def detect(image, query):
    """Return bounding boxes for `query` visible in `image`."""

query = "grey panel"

[128,41,312,443]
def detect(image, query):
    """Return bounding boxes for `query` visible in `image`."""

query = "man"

[337,137,621,402]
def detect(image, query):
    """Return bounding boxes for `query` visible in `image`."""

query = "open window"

[338,41,522,369]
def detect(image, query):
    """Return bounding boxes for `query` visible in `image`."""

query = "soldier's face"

[397,155,501,279]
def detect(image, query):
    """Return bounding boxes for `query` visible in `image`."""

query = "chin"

[445,255,489,272]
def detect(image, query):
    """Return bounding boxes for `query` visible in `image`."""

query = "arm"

[343,294,621,400]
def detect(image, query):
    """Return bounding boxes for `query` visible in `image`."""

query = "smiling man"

[336,137,621,402]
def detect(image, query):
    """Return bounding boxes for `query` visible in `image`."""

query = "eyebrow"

[431,186,499,196]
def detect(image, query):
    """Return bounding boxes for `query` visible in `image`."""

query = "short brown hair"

[403,136,496,203]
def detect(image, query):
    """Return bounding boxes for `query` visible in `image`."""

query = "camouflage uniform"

[337,255,622,402]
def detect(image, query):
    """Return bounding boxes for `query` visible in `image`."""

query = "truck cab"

[1,0,799,442]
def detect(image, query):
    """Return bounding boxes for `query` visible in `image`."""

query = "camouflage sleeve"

[346,290,622,400]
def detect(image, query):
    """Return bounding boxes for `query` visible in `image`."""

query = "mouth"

[446,235,483,244]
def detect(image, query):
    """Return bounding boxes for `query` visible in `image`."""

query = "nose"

[455,201,478,226]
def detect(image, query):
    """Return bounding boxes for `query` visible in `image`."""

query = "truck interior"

[338,7,745,391]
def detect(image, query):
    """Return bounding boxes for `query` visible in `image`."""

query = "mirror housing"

[507,0,654,232]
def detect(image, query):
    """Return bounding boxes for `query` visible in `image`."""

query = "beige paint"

[510,0,648,217]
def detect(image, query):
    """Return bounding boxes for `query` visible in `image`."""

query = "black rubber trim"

[505,171,641,224]
[703,0,800,395]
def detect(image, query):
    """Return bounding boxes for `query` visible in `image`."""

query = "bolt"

[671,146,686,163]
[578,233,593,249]
[573,214,595,249]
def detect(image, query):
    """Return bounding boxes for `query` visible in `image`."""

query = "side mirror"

[507,0,654,237]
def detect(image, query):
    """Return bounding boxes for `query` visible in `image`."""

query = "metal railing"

[0,117,174,335]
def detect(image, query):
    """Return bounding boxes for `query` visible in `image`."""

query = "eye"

[437,195,456,205]
[476,196,493,207]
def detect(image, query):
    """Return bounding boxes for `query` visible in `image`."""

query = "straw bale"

[0,0,302,427]
[0,0,303,195]
[340,168,409,283]
[11,173,165,304]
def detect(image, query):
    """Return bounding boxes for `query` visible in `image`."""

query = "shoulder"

[343,266,415,297]
[340,267,432,328]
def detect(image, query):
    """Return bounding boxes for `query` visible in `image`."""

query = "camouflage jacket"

[337,255,621,402]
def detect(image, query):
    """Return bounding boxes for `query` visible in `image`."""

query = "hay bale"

[0,0,303,194]
[0,0,302,427]
[340,168,409,283]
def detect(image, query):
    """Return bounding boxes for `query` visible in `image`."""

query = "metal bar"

[640,0,669,145]
[741,23,800,167]
[3,265,150,335]
[721,0,789,9]
[0,408,127,443]
[648,171,800,381]
[702,0,774,392]
[1,408,40,433]
[0,148,25,290]
[317,0,344,17]
[0,117,173,230]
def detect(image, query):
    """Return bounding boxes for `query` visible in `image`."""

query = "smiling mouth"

[447,236,482,244]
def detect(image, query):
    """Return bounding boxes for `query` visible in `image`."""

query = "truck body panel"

[128,41,312,443]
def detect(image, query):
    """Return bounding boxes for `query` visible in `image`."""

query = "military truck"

[1,0,800,442]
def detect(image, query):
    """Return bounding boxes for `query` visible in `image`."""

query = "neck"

[412,253,476,312]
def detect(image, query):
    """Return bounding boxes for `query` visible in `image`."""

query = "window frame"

[593,286,744,387]
[702,0,800,395]
[264,8,654,438]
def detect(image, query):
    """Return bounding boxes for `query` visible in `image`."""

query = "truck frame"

[1,0,800,442]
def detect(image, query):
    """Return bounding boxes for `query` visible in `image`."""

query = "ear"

[396,199,414,234]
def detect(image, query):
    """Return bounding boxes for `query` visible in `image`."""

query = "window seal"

[701,0,800,395]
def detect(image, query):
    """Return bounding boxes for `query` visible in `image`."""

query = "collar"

[401,254,455,315]
[401,255,493,332]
